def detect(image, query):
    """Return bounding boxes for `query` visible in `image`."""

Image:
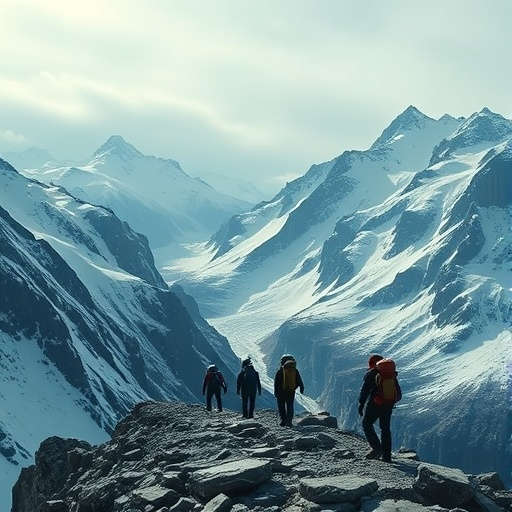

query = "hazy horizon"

[1,0,511,192]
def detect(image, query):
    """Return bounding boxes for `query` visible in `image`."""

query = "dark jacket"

[358,368,378,406]
[274,367,304,396]
[236,365,261,395]
[202,370,227,395]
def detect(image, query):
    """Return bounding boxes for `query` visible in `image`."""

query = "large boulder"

[413,463,473,508]
[187,458,273,500]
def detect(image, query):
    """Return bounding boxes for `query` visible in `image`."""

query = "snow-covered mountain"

[17,136,253,251]
[0,160,275,509]
[167,106,512,484]
[0,146,60,171]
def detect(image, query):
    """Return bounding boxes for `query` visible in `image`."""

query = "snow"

[0,334,109,511]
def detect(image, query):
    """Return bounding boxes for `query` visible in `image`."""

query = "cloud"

[0,0,511,191]
[0,129,27,146]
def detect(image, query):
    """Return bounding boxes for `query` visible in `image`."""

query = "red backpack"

[374,359,402,405]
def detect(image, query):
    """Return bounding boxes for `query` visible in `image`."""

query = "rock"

[413,463,473,508]
[249,447,281,458]
[299,475,378,503]
[169,496,200,511]
[473,472,506,491]
[296,413,338,429]
[10,401,510,512]
[361,498,441,511]
[202,493,232,512]
[187,458,273,500]
[294,435,323,450]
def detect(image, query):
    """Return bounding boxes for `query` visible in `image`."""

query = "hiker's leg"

[277,395,287,425]
[241,392,249,417]
[285,393,295,424]
[215,389,223,411]
[248,390,256,417]
[362,402,381,449]
[379,405,393,459]
[206,389,213,411]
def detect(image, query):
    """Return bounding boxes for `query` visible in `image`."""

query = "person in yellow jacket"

[273,355,304,427]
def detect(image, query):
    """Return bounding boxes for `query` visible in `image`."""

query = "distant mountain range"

[3,136,264,251]
[0,105,510,509]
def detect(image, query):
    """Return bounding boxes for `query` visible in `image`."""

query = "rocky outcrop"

[12,401,511,512]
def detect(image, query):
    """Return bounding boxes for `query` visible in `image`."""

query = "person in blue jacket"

[236,357,261,418]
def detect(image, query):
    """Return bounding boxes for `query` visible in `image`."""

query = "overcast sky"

[1,0,511,192]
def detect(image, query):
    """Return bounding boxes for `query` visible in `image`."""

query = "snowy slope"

[169,107,512,483]
[18,136,252,251]
[0,160,275,508]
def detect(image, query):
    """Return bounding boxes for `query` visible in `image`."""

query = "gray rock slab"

[361,498,443,511]
[188,458,272,500]
[413,463,473,509]
[202,493,232,512]
[300,475,378,503]
[296,414,338,428]
[132,485,178,507]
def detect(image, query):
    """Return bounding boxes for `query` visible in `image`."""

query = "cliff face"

[12,401,511,512]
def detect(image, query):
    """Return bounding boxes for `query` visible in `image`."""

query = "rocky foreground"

[11,401,511,512]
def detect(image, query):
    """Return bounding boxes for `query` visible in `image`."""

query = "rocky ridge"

[12,401,511,512]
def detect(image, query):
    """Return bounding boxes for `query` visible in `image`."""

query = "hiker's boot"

[365,447,383,459]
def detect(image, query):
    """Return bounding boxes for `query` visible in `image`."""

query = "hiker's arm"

[297,370,305,394]
[274,370,281,397]
[358,370,374,406]
[202,375,208,395]
[236,373,242,394]
[257,373,261,395]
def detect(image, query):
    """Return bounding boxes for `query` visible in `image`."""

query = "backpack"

[243,366,258,387]
[207,364,222,388]
[374,359,402,405]
[281,357,297,391]
[210,371,221,387]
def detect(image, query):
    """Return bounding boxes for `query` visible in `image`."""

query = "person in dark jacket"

[236,357,262,418]
[358,354,394,462]
[273,355,304,427]
[202,364,227,412]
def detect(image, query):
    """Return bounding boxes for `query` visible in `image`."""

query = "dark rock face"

[11,402,511,512]
[317,215,357,288]
[84,208,167,288]
[360,265,425,307]
[384,207,436,259]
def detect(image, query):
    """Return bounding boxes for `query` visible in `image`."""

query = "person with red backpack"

[202,364,228,412]
[358,354,402,462]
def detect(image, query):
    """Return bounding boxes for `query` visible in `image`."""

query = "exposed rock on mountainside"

[12,402,511,512]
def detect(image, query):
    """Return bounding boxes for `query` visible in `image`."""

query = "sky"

[1,0,511,192]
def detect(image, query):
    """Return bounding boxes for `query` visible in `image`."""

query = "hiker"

[236,357,262,418]
[273,354,304,427]
[202,364,227,412]
[358,354,401,462]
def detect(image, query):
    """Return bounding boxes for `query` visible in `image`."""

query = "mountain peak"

[92,135,143,160]
[370,106,434,149]
[450,108,512,146]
